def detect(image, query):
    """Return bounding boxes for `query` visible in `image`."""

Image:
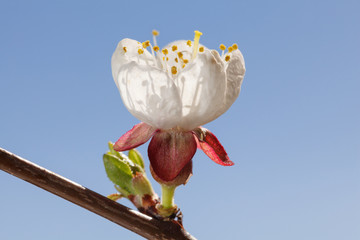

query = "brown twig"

[0,147,196,240]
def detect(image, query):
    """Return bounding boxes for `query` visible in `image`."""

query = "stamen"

[123,47,127,53]
[183,59,189,64]
[152,29,159,47]
[199,46,204,52]
[220,44,226,57]
[178,52,183,58]
[175,58,178,63]
[172,45,178,51]
[138,49,144,55]
[232,43,238,50]
[182,64,186,68]
[191,30,203,60]
[142,40,150,48]
[228,46,233,53]
[171,66,177,75]
[225,55,230,62]
[162,49,168,55]
[153,46,159,52]
[187,40,192,47]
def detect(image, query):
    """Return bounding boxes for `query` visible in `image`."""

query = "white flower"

[111,30,246,182]
[111,31,245,131]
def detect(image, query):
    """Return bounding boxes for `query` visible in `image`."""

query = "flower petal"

[175,49,227,130]
[148,130,197,182]
[113,122,157,151]
[193,127,234,166]
[223,49,246,113]
[111,38,156,86]
[115,61,182,129]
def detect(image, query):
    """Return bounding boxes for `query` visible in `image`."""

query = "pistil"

[191,30,203,60]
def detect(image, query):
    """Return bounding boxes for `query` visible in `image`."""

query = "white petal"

[175,49,227,130]
[111,38,156,88]
[115,61,182,129]
[223,49,246,112]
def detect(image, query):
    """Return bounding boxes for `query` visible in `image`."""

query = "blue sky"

[0,0,359,239]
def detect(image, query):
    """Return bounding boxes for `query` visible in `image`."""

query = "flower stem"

[161,185,176,209]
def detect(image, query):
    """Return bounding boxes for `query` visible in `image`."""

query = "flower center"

[121,30,239,75]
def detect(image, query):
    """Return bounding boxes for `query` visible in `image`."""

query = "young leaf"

[128,149,145,169]
[103,153,134,194]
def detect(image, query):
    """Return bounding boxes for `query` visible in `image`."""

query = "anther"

[178,52,183,58]
[232,43,238,50]
[187,40,192,46]
[162,49,168,55]
[171,66,177,75]
[199,46,204,52]
[228,46,233,53]
[175,58,178,63]
[142,40,150,48]
[153,46,159,52]
[138,49,144,55]
[123,47,127,53]
[219,44,226,51]
[182,64,186,68]
[172,45,178,51]
[225,55,230,62]
[183,59,189,64]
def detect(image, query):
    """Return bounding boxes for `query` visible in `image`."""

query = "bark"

[0,147,196,240]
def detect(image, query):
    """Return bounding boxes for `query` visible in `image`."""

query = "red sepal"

[193,127,234,166]
[113,122,157,151]
[148,130,197,182]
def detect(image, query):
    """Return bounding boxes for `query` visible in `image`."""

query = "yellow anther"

[192,30,203,60]
[219,44,226,51]
[225,55,230,62]
[138,49,144,55]
[183,59,189,64]
[232,43,238,50]
[166,57,169,61]
[142,40,150,48]
[182,64,186,68]
[175,58,178,63]
[152,30,159,36]
[171,66,177,75]
[199,46,204,52]
[187,40,192,46]
[178,52,183,58]
[172,45,178,51]
[162,49,168,55]
[123,47,127,53]
[153,46,159,52]
[228,46,233,53]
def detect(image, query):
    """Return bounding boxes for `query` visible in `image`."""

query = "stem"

[161,185,176,209]
[0,147,196,240]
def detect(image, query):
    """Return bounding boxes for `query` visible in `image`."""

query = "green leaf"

[107,141,124,159]
[107,142,141,173]
[103,153,134,195]
[128,149,145,169]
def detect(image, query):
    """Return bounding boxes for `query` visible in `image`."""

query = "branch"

[0,147,196,240]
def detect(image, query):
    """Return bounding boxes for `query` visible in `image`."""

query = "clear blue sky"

[1,0,359,239]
